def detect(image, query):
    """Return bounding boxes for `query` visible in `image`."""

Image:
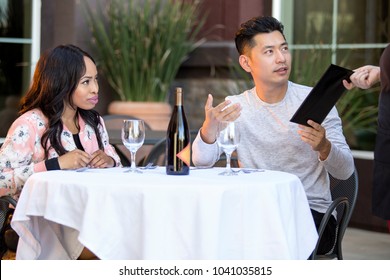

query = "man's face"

[243,31,291,88]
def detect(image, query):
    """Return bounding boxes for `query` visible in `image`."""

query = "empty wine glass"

[121,119,145,173]
[217,121,240,176]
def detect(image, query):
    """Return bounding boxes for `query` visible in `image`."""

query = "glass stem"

[130,151,137,170]
[226,153,232,172]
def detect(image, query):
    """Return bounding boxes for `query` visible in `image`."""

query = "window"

[275,0,388,78]
[0,0,40,108]
[274,0,388,150]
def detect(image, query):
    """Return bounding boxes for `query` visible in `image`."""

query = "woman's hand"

[89,149,115,168]
[58,149,91,170]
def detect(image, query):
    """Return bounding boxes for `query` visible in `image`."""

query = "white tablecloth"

[12,167,318,260]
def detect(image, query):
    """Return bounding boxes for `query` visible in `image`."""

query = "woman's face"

[72,56,99,110]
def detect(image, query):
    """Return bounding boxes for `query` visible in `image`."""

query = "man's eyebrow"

[263,45,275,49]
[264,41,288,48]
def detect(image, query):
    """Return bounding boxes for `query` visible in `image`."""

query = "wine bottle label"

[176,143,190,166]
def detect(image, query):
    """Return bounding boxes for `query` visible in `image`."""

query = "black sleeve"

[110,156,118,167]
[45,158,61,170]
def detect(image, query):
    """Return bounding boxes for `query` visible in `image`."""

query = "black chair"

[142,130,239,167]
[0,195,18,258]
[142,137,166,166]
[102,114,152,130]
[142,130,200,166]
[311,168,359,260]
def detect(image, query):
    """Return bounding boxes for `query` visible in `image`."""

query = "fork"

[139,162,157,170]
[234,168,264,174]
[123,162,157,172]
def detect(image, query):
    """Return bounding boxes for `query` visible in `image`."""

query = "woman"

[0,44,122,259]
[344,44,390,232]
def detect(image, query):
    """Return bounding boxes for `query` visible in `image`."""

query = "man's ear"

[239,55,251,73]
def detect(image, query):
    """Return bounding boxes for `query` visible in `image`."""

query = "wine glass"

[217,121,240,176]
[121,119,145,173]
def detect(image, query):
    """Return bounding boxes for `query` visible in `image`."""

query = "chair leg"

[337,244,343,260]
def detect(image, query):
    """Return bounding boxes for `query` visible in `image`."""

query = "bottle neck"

[176,91,182,106]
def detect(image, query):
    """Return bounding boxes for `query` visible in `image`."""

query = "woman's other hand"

[58,149,91,170]
[89,149,115,168]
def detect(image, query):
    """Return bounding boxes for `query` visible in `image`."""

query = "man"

[192,16,354,254]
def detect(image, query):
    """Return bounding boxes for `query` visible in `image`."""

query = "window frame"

[0,0,41,80]
[273,0,388,64]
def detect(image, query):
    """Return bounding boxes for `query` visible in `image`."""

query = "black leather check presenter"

[290,64,354,126]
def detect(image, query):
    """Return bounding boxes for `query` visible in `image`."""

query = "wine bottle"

[166,87,190,175]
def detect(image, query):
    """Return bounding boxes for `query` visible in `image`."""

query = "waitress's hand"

[58,149,91,170]
[343,65,380,90]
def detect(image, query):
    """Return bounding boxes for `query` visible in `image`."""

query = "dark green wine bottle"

[166,87,190,175]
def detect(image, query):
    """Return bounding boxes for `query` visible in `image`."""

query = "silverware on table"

[234,168,265,174]
[139,163,157,170]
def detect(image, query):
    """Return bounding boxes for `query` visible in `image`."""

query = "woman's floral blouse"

[0,109,121,199]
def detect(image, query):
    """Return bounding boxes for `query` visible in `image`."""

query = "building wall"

[39,0,271,124]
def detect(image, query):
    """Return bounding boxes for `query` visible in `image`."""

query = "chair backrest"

[142,137,166,166]
[312,168,359,260]
[0,196,17,257]
[102,114,152,130]
[142,130,199,166]
[142,130,239,167]
[329,168,359,246]
[0,199,10,235]
[0,196,17,229]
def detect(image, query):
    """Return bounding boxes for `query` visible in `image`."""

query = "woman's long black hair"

[19,44,104,158]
